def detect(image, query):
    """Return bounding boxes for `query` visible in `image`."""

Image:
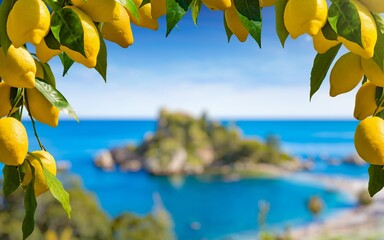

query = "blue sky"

[49,6,355,119]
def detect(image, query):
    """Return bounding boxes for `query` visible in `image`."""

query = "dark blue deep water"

[21,119,364,239]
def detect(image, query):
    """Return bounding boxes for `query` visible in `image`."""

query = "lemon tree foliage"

[0,0,383,238]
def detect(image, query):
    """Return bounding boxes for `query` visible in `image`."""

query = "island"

[94,109,302,177]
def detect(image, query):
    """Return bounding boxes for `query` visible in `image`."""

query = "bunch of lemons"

[281,0,384,166]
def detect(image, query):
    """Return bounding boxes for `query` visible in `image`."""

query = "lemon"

[71,0,120,23]
[337,0,377,59]
[354,117,384,165]
[359,0,384,13]
[102,4,134,48]
[22,150,57,197]
[354,81,383,120]
[25,62,60,128]
[128,0,159,30]
[0,82,18,118]
[0,118,28,166]
[202,0,231,10]
[225,5,249,42]
[151,0,166,18]
[6,0,50,47]
[260,0,276,7]
[60,7,100,68]
[361,58,384,87]
[329,52,363,97]
[0,45,36,88]
[313,30,339,54]
[283,0,328,39]
[36,38,62,63]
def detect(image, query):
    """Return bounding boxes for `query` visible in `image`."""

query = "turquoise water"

[22,120,364,239]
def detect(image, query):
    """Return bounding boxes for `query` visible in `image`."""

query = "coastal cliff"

[94,110,302,176]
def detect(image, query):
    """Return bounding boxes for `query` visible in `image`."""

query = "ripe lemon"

[0,45,36,88]
[0,82,18,118]
[329,52,363,97]
[225,5,248,42]
[6,0,50,47]
[36,38,62,63]
[128,0,159,30]
[102,4,134,48]
[359,0,384,13]
[337,0,377,59]
[151,0,166,18]
[60,7,100,68]
[354,81,383,120]
[71,0,120,23]
[313,30,339,54]
[202,0,231,10]
[260,0,276,7]
[283,0,328,39]
[0,117,28,166]
[354,117,384,165]
[22,150,57,197]
[25,62,60,128]
[361,58,384,87]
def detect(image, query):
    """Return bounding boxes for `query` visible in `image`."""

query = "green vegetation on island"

[95,109,301,176]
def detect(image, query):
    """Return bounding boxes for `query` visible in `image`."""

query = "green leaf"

[234,0,262,47]
[375,86,383,106]
[310,43,342,99]
[44,169,71,218]
[275,0,289,47]
[59,52,74,77]
[22,165,36,240]
[2,165,20,197]
[372,13,384,72]
[166,0,193,36]
[51,8,86,57]
[44,31,61,50]
[368,165,384,197]
[94,29,107,82]
[322,21,338,41]
[43,0,64,12]
[328,0,363,48]
[116,0,140,22]
[35,79,79,122]
[41,62,57,88]
[223,12,233,42]
[0,0,16,54]
[191,0,202,26]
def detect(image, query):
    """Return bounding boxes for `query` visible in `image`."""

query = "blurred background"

[1,5,381,240]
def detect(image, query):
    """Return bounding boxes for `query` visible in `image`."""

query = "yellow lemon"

[354,81,383,120]
[260,0,276,7]
[102,4,134,48]
[71,0,120,23]
[0,117,28,166]
[329,52,363,97]
[313,30,339,54]
[60,7,100,68]
[22,150,57,197]
[337,0,377,59]
[225,5,248,42]
[151,0,166,18]
[6,0,50,47]
[0,82,18,118]
[202,0,231,10]
[0,45,36,88]
[359,0,384,13]
[361,58,384,87]
[128,0,159,30]
[354,117,384,165]
[283,0,328,39]
[36,38,62,63]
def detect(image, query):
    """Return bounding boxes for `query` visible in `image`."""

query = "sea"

[22,119,367,239]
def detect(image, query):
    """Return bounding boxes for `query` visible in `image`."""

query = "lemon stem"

[24,90,45,151]
[374,96,384,116]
